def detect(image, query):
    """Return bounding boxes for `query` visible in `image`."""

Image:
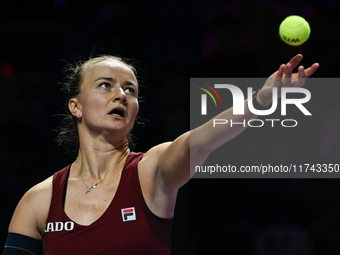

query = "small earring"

[78,113,81,119]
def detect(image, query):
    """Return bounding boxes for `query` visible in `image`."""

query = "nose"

[114,87,127,104]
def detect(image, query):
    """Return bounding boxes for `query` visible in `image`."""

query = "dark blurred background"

[1,0,340,254]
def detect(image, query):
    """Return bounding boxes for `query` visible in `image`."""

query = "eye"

[124,87,136,95]
[100,83,111,89]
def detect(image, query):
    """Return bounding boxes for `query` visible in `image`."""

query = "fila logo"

[121,207,136,222]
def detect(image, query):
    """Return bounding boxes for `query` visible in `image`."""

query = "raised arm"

[139,55,318,218]
[154,55,318,188]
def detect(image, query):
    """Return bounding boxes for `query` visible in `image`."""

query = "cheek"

[131,100,139,118]
[81,93,106,117]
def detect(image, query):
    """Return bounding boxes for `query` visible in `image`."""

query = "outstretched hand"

[257,54,319,107]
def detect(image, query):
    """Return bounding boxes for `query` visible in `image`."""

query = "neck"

[76,140,129,180]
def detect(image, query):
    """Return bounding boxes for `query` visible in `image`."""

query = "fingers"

[269,58,319,90]
[292,63,319,87]
[288,54,303,69]
[293,65,306,87]
[283,63,292,87]
[274,63,293,87]
[272,64,285,88]
[304,63,320,78]
[294,63,319,78]
[298,65,306,78]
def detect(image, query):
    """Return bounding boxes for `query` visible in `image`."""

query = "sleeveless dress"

[42,152,172,254]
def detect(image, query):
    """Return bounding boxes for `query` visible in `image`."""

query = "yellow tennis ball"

[279,15,310,46]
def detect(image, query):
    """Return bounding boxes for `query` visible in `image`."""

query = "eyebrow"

[95,77,115,82]
[94,77,137,86]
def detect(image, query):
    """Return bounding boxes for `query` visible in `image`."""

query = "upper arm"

[141,131,194,192]
[138,131,214,218]
[142,104,251,193]
[8,177,53,241]
[137,134,191,218]
[155,130,214,188]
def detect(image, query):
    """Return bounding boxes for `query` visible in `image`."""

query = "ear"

[69,97,82,118]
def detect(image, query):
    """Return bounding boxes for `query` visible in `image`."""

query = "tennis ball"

[279,15,310,46]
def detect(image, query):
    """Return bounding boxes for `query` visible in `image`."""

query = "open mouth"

[109,108,125,117]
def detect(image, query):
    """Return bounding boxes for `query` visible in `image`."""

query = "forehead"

[82,59,137,84]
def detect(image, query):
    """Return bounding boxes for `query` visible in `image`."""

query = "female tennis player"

[3,54,318,254]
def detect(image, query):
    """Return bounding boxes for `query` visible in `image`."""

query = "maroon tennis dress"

[42,152,172,254]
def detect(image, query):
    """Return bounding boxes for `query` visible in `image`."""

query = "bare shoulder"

[139,142,172,168]
[9,176,53,240]
[139,131,190,169]
[139,131,190,185]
